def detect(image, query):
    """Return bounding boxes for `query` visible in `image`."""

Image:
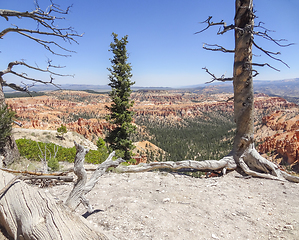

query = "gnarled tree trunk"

[231,0,287,179]
[0,171,108,240]
[232,0,255,158]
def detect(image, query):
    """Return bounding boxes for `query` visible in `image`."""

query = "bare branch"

[254,31,294,47]
[226,96,234,102]
[0,2,81,93]
[0,60,67,92]
[1,81,31,95]
[252,40,290,68]
[195,16,228,34]
[254,22,295,47]
[65,143,126,212]
[195,15,236,35]
[251,63,280,72]
[202,67,233,83]
[1,60,72,77]
[217,24,235,35]
[252,69,259,78]
[0,3,83,56]
[203,43,234,53]
[17,32,76,57]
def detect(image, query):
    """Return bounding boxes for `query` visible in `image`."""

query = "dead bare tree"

[117,0,299,182]
[37,142,59,173]
[0,1,82,165]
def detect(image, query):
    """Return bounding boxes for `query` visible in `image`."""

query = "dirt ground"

[1,167,299,240]
[38,169,299,240]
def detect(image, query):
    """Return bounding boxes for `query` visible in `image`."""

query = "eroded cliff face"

[257,110,299,168]
[6,90,299,167]
[7,92,111,141]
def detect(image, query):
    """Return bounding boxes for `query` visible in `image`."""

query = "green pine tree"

[106,33,136,160]
[57,124,67,140]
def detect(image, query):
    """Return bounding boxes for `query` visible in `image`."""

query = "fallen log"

[21,175,73,182]
[0,167,68,176]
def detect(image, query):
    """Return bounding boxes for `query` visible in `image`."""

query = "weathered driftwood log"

[117,147,299,183]
[0,171,109,240]
[117,155,237,173]
[0,167,68,176]
[21,175,73,182]
[0,167,73,182]
[0,141,126,239]
[65,141,125,212]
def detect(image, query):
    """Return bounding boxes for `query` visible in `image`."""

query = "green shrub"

[57,124,67,139]
[16,138,110,165]
[85,150,109,164]
[56,146,76,162]
[16,139,43,161]
[48,157,60,171]
[96,138,106,149]
[16,139,61,161]
[113,149,135,164]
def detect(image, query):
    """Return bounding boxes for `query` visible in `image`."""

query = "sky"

[1,0,299,88]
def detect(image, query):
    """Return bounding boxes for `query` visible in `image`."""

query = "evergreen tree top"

[106,32,136,160]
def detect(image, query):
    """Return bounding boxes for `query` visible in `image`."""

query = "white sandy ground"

[40,169,299,240]
[1,165,299,240]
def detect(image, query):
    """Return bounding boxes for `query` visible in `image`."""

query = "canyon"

[257,110,299,170]
[6,89,299,170]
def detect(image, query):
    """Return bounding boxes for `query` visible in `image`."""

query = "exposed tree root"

[117,145,299,183]
[65,141,125,212]
[117,155,237,174]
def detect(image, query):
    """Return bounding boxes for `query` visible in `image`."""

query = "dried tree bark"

[0,142,125,239]
[0,171,108,240]
[66,142,125,212]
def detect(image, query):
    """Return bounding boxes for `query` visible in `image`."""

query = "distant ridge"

[4,78,299,104]
[3,84,173,93]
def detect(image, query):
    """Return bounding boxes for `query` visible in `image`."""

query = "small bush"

[85,150,108,164]
[48,157,60,171]
[57,124,67,139]
[56,146,76,162]
[16,139,61,161]
[96,138,106,149]
[16,138,110,165]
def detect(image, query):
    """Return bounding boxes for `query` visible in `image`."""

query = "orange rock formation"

[258,110,299,166]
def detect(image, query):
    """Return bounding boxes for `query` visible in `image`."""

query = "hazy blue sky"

[1,0,299,87]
